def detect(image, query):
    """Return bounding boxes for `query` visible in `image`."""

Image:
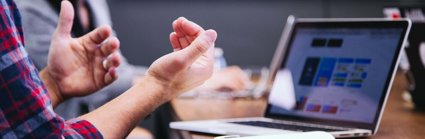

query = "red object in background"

[322,105,338,114]
[306,104,322,112]
[392,12,401,19]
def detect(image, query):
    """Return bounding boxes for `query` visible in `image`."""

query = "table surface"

[171,72,425,139]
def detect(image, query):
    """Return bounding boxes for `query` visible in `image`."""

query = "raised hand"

[170,17,205,51]
[170,18,248,92]
[77,18,216,138]
[144,17,217,99]
[43,1,121,105]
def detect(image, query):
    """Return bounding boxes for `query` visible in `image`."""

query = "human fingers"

[173,17,205,48]
[104,67,118,85]
[181,19,204,44]
[100,37,120,56]
[178,37,190,48]
[103,53,121,85]
[78,25,113,51]
[170,32,182,51]
[217,67,248,91]
[172,18,184,37]
[173,17,204,37]
[55,0,74,37]
[102,52,121,71]
[233,76,248,91]
[216,78,243,91]
[178,29,217,64]
[228,67,250,90]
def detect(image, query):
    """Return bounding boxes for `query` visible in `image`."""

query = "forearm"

[78,75,171,138]
[39,68,63,108]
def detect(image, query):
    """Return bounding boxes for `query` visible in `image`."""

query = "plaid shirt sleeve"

[0,0,102,138]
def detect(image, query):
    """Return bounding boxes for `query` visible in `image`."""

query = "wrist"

[136,74,174,102]
[40,68,64,108]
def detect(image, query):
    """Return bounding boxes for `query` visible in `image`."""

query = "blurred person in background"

[1,0,220,138]
[16,0,248,138]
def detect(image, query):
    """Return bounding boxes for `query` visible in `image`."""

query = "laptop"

[170,17,411,138]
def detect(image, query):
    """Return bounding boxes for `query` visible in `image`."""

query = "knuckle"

[194,39,209,53]
[173,57,187,68]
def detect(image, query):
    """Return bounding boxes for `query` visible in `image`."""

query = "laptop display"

[267,21,409,130]
[170,18,411,138]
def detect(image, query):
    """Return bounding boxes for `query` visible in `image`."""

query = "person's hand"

[132,76,145,85]
[143,17,217,100]
[78,17,215,138]
[41,1,121,106]
[199,66,249,92]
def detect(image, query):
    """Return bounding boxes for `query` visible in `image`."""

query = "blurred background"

[107,0,424,67]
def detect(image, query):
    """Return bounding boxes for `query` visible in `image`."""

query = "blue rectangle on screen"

[355,59,371,64]
[333,82,345,86]
[313,58,337,86]
[299,57,321,86]
[361,73,368,78]
[338,58,354,63]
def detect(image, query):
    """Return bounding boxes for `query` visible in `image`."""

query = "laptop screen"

[266,20,409,129]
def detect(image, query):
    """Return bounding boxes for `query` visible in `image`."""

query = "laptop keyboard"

[230,121,344,132]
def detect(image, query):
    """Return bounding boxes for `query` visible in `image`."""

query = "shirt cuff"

[63,119,103,139]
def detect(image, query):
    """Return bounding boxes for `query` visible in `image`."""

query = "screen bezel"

[264,19,410,132]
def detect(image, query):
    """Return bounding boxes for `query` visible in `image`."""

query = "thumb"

[55,0,74,37]
[179,29,217,63]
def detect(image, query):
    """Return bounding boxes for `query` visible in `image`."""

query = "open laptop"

[170,17,411,138]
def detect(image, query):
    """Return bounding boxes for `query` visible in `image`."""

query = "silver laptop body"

[171,17,411,138]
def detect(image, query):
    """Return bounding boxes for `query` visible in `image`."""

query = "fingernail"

[110,68,116,73]
[178,17,186,21]
[187,20,198,27]
[205,29,217,43]
[110,68,118,79]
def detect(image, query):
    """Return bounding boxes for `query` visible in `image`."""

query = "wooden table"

[172,72,425,139]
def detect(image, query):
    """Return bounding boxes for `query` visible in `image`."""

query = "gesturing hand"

[43,1,121,104]
[145,17,217,99]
